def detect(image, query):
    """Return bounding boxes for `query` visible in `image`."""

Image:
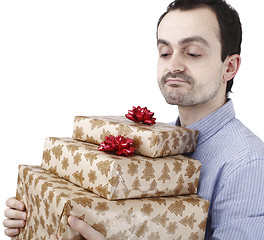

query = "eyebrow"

[157,36,211,49]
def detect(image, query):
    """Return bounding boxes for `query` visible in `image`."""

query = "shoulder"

[190,115,264,203]
[220,118,264,158]
[207,117,264,175]
[194,116,264,174]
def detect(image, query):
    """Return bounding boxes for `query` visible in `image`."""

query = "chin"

[164,95,185,106]
[164,93,199,106]
[162,89,188,105]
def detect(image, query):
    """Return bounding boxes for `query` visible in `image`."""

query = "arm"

[50,216,106,240]
[3,197,27,237]
[210,159,264,239]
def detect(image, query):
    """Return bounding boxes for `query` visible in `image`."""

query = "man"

[4,0,264,239]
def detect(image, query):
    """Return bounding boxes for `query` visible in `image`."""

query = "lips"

[161,72,193,86]
[166,78,187,84]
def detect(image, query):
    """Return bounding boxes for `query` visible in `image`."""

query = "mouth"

[165,78,188,85]
[160,72,193,87]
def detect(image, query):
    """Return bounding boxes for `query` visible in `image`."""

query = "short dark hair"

[157,0,242,96]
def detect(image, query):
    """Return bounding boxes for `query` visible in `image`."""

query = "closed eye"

[160,53,170,58]
[188,53,201,57]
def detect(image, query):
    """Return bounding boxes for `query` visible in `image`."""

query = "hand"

[50,216,106,240]
[3,197,27,237]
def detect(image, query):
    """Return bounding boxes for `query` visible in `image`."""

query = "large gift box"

[13,165,209,240]
[72,116,199,158]
[41,137,201,200]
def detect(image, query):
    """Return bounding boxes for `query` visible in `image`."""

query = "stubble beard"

[160,85,197,106]
[158,72,197,106]
[158,72,222,107]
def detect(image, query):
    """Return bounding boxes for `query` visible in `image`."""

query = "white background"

[0,0,263,238]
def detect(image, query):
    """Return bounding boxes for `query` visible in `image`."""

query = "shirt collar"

[176,99,236,145]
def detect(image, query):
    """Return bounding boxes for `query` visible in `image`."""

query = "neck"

[178,96,227,127]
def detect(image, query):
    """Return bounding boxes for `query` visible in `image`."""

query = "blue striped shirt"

[176,99,264,239]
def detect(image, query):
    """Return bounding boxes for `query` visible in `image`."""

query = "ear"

[223,54,241,82]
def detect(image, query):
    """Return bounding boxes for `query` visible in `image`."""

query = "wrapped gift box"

[41,137,201,200]
[72,116,199,158]
[13,165,209,240]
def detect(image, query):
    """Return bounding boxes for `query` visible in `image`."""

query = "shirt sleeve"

[210,159,264,240]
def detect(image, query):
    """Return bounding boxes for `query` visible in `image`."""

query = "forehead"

[157,7,221,47]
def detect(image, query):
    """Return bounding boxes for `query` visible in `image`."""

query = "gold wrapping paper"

[72,116,199,158]
[41,137,201,200]
[13,165,209,240]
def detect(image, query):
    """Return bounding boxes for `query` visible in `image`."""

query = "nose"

[167,53,185,73]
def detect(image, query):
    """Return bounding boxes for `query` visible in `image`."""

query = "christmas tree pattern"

[90,119,106,130]
[65,144,79,155]
[158,163,171,183]
[100,129,111,142]
[96,160,113,177]
[72,170,84,186]
[72,196,93,208]
[198,219,207,231]
[148,132,158,148]
[174,174,184,195]
[92,221,108,237]
[151,211,169,228]
[148,180,159,193]
[132,177,141,191]
[84,152,98,166]
[168,200,186,217]
[109,175,120,188]
[179,213,196,229]
[116,124,133,136]
[85,135,100,145]
[141,161,155,181]
[116,207,134,224]
[95,184,109,199]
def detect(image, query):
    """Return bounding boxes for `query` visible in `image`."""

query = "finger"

[68,216,106,240]
[3,219,26,228]
[6,197,26,211]
[50,234,58,240]
[4,208,27,220]
[4,228,20,237]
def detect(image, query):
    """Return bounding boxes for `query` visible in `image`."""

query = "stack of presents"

[12,107,209,240]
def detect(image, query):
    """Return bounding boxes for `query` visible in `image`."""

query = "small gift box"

[72,116,199,158]
[41,137,201,200]
[13,165,209,240]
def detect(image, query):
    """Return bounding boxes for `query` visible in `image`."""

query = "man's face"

[157,7,227,106]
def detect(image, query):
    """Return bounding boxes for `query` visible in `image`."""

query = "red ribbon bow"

[98,135,135,156]
[125,106,156,125]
